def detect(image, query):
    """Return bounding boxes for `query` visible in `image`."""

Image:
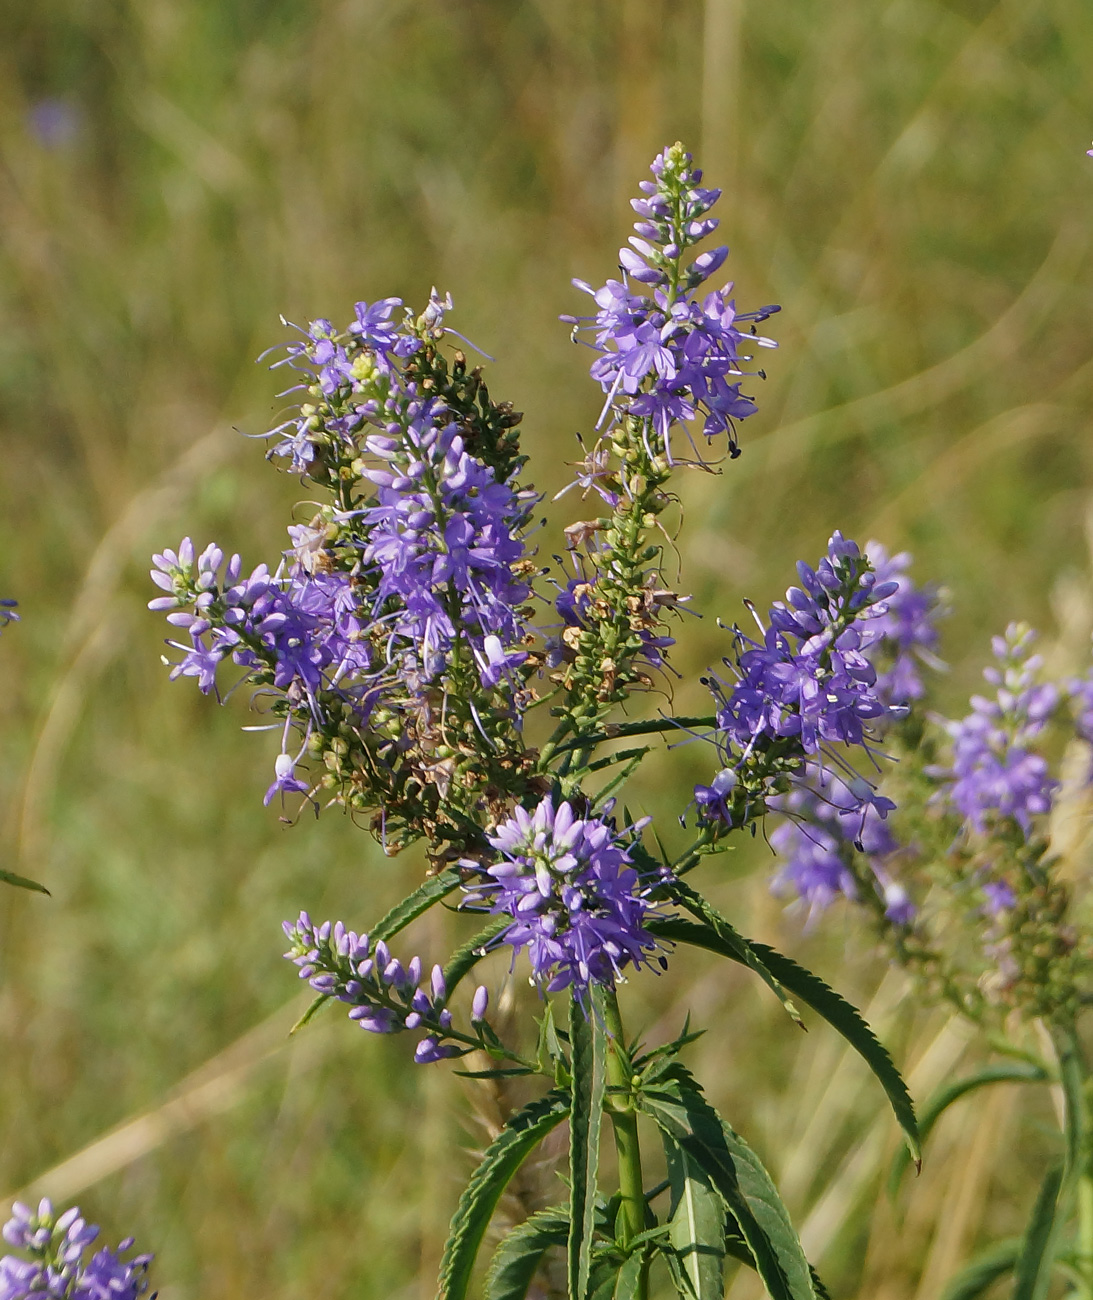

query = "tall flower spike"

[564,141,779,466]
[932,623,1060,836]
[697,533,904,828]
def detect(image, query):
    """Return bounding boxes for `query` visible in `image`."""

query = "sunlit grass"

[0,0,1091,1295]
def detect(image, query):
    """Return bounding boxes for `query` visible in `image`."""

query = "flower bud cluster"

[696,533,906,832]
[282,912,490,1064]
[0,1199,153,1300]
[151,297,545,855]
[461,795,665,994]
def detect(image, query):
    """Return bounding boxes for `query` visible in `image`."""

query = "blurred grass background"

[0,0,1091,1295]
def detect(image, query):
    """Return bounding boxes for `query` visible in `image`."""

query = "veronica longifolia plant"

[152,144,922,1300]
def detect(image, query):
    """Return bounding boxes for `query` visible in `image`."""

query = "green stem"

[602,989,649,1299]
[1079,1173,1093,1299]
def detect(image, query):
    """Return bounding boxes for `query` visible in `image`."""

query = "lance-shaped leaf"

[1011,1164,1064,1300]
[640,1066,816,1300]
[939,1238,1022,1300]
[888,1062,1048,1198]
[0,867,49,895]
[721,1225,832,1300]
[438,1090,569,1300]
[662,1132,725,1299]
[486,1207,569,1300]
[443,917,509,996]
[611,1246,649,1300]
[569,997,606,1300]
[655,883,804,1029]
[650,917,919,1165]
[372,866,462,942]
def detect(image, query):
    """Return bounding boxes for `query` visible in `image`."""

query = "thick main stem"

[602,988,648,1297]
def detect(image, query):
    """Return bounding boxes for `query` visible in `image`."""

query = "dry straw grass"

[0,0,1091,1294]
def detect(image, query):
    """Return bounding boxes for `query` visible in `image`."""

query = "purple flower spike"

[462,795,665,994]
[933,624,1060,838]
[0,1201,153,1300]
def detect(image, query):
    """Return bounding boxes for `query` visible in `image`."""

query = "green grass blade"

[569,996,606,1300]
[888,1063,1048,1197]
[1011,1164,1064,1300]
[485,1207,569,1300]
[938,1238,1023,1300]
[437,1090,569,1300]
[662,1132,725,1299]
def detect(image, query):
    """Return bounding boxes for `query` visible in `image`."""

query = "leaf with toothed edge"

[639,1064,817,1300]
[371,866,462,942]
[485,1207,569,1300]
[648,916,920,1166]
[437,1090,569,1300]
[568,995,606,1300]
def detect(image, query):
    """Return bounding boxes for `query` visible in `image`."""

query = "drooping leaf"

[569,996,606,1300]
[0,867,49,895]
[640,1066,816,1300]
[651,916,920,1165]
[1011,1164,1064,1300]
[655,885,805,1029]
[938,1238,1023,1300]
[485,1207,569,1300]
[371,866,461,942]
[662,1132,725,1299]
[888,1063,1048,1197]
[438,1090,569,1300]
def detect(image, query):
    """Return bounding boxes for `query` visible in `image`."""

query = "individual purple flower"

[932,624,1060,837]
[0,1200,154,1300]
[462,796,664,994]
[0,600,17,633]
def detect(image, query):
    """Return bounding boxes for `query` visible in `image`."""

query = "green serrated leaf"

[639,1066,816,1300]
[721,1221,831,1300]
[443,917,509,996]
[569,996,606,1300]
[1011,1164,1064,1300]
[659,885,805,1029]
[888,1063,1048,1198]
[0,867,50,895]
[663,1133,725,1299]
[371,867,461,943]
[612,1247,648,1300]
[438,1090,569,1300]
[485,1207,569,1300]
[937,1238,1023,1300]
[289,992,331,1035]
[650,917,920,1166]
